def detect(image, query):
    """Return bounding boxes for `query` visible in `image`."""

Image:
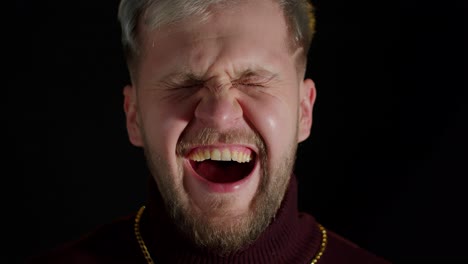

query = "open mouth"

[188,146,257,184]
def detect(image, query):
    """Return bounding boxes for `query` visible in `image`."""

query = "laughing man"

[29,0,390,263]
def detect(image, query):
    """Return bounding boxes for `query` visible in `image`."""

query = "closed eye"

[179,83,204,89]
[238,82,265,87]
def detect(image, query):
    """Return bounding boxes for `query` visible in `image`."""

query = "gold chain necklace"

[134,205,327,264]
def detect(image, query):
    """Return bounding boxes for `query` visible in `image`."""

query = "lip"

[183,145,259,193]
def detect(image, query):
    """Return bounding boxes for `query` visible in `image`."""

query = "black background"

[8,0,467,263]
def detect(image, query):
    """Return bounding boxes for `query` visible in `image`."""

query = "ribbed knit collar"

[141,175,322,263]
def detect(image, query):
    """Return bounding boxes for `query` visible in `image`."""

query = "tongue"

[193,160,250,183]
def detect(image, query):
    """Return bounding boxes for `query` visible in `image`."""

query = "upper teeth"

[189,148,252,163]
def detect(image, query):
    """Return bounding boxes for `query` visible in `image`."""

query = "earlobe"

[297,78,316,143]
[123,85,144,147]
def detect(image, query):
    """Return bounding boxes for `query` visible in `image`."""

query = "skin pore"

[123,0,316,254]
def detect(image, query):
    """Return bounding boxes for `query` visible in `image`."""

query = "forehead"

[136,0,295,80]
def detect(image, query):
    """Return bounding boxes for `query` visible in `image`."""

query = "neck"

[139,175,322,263]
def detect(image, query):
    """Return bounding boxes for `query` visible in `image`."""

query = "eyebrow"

[160,67,279,86]
[235,69,279,81]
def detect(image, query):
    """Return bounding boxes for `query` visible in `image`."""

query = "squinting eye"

[239,83,264,87]
[178,83,203,89]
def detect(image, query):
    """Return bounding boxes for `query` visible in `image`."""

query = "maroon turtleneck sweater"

[27,175,391,263]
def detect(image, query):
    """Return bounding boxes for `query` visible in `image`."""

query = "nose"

[194,91,243,129]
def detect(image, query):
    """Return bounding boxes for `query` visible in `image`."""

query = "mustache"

[176,128,266,156]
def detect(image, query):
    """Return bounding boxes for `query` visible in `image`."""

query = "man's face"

[124,0,315,253]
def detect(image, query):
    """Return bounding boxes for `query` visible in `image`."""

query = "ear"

[123,85,143,147]
[297,78,316,143]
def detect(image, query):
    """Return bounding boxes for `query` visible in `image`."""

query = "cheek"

[139,96,197,157]
[240,94,299,156]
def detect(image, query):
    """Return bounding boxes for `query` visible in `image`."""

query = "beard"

[142,127,297,255]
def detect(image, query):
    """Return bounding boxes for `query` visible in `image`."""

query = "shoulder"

[26,215,142,264]
[320,228,391,264]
